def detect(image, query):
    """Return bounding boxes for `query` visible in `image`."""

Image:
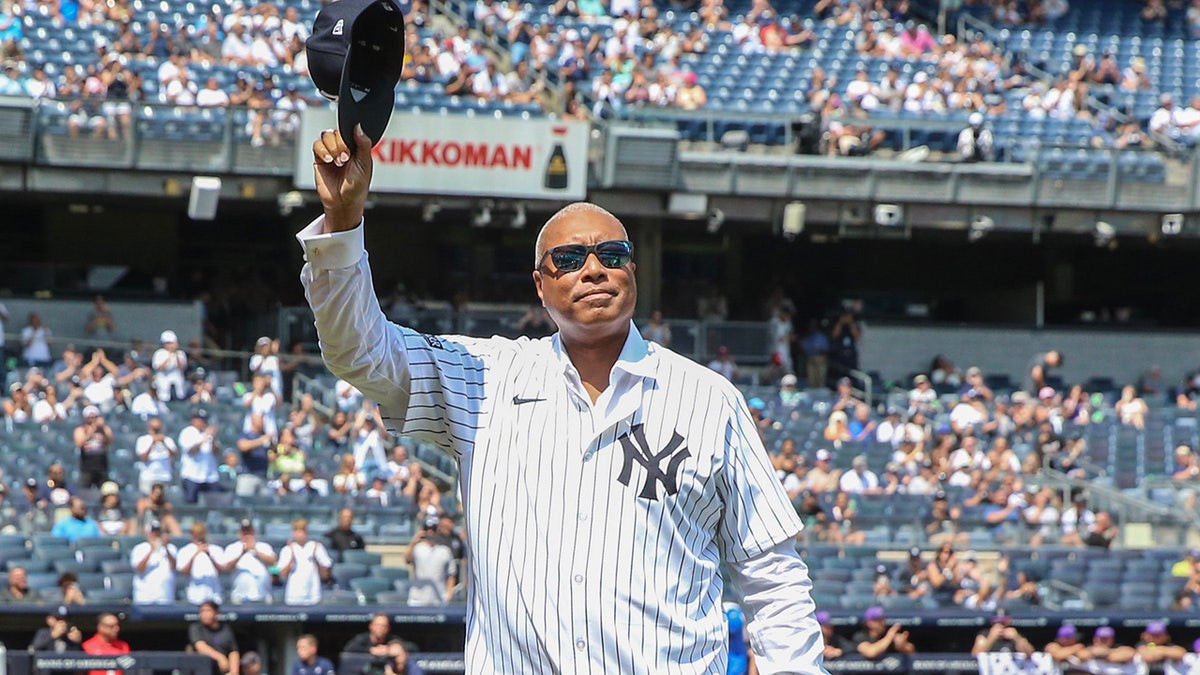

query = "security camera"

[706,208,725,234]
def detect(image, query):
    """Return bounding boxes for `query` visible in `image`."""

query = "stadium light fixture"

[422,201,442,223]
[1162,213,1184,236]
[706,208,725,234]
[510,202,527,229]
[1094,221,1116,248]
[968,215,994,243]
[472,201,493,228]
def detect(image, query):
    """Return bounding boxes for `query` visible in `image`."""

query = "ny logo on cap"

[616,424,690,501]
[332,18,344,35]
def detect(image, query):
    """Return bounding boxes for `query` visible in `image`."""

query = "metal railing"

[1033,467,1182,543]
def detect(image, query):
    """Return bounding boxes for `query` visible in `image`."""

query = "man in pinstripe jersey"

[301,127,827,674]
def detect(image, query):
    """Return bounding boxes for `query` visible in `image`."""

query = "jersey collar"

[551,321,659,382]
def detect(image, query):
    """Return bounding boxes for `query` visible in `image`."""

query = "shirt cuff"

[295,215,365,270]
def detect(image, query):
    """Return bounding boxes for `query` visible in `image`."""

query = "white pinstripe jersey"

[300,225,804,675]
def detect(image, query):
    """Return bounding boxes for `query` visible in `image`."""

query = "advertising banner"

[296,107,588,200]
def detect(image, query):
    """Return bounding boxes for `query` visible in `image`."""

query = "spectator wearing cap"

[249,337,283,399]
[240,651,263,675]
[806,449,839,492]
[1137,621,1187,666]
[831,377,865,413]
[816,611,853,660]
[777,373,802,409]
[875,407,905,447]
[957,112,994,162]
[908,374,937,413]
[29,606,84,652]
[189,368,217,405]
[971,611,1034,656]
[236,412,274,497]
[74,405,114,489]
[3,382,32,423]
[854,606,915,659]
[1087,626,1136,667]
[96,482,133,536]
[838,455,880,494]
[406,514,458,606]
[950,389,988,436]
[152,330,188,401]
[131,518,178,604]
[225,520,277,604]
[1045,624,1087,665]
[51,496,101,544]
[179,409,222,504]
[190,600,240,675]
[1059,493,1095,546]
[136,417,178,496]
[1171,548,1200,577]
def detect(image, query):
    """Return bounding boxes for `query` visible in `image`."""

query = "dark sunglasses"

[538,240,633,272]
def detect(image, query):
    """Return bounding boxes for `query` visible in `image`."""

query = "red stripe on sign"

[552,126,567,135]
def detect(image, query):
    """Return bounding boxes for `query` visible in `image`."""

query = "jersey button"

[575,639,586,651]
[577,512,588,522]
[573,574,584,584]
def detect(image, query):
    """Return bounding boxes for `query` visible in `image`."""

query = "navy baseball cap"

[306,0,405,150]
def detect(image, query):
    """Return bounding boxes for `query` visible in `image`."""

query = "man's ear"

[532,270,545,306]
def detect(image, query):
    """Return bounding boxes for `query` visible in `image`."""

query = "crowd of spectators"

[0,0,1187,159]
[0,318,466,607]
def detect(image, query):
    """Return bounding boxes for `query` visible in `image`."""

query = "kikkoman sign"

[297,108,587,200]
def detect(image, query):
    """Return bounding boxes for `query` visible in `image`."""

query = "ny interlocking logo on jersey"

[617,423,691,500]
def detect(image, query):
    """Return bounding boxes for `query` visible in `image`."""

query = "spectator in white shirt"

[32,385,67,424]
[242,375,279,436]
[225,520,277,604]
[163,70,199,105]
[222,23,253,64]
[152,330,188,402]
[277,518,333,606]
[249,337,283,398]
[131,521,177,604]
[838,455,881,494]
[195,77,230,107]
[177,522,228,605]
[135,417,178,495]
[178,409,221,503]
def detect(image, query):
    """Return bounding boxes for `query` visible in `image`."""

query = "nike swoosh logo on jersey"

[512,396,545,405]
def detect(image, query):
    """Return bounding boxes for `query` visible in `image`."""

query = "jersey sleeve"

[715,396,804,563]
[298,218,491,457]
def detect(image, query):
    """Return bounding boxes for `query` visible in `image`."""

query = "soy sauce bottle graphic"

[544,126,569,190]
